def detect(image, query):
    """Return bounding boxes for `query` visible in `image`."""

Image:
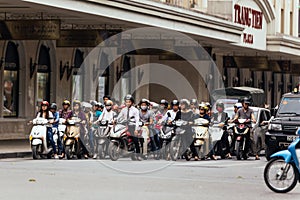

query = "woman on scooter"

[50,103,63,159]
[180,99,199,160]
[72,100,89,159]
[35,101,58,158]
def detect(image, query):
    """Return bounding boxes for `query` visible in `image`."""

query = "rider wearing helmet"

[117,94,141,160]
[231,97,257,159]
[139,99,158,153]
[89,100,102,158]
[160,100,181,124]
[159,99,169,115]
[197,103,210,121]
[35,101,57,157]
[233,102,243,119]
[49,103,62,159]
[72,100,89,159]
[190,99,199,114]
[59,100,73,120]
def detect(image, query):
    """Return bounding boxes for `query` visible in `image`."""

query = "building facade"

[0,0,300,139]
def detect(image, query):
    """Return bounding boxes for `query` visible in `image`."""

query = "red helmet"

[41,101,49,107]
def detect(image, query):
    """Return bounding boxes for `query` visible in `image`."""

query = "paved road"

[0,157,299,200]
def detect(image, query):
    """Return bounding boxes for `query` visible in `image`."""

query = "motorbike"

[184,118,210,161]
[169,120,194,161]
[233,118,251,160]
[93,120,112,159]
[64,116,83,159]
[108,118,135,161]
[158,122,176,160]
[264,128,300,193]
[29,117,53,159]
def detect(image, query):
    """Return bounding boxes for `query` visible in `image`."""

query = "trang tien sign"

[233,3,264,45]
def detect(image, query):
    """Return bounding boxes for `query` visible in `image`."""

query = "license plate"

[287,136,299,142]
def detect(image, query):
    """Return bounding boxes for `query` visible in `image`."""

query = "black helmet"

[180,99,190,107]
[50,103,57,110]
[216,102,224,109]
[242,97,251,104]
[124,94,134,103]
[160,99,169,108]
[91,100,98,107]
[139,98,150,106]
[171,100,179,107]
[190,99,198,107]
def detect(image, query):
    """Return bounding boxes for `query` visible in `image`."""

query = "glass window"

[3,70,18,117]
[36,45,51,103]
[3,41,19,117]
[37,72,50,103]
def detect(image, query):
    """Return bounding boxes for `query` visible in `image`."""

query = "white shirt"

[117,106,140,130]
[96,110,116,123]
[161,110,179,122]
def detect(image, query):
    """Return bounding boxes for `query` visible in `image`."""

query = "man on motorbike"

[72,100,89,159]
[160,100,181,124]
[231,97,257,159]
[139,99,157,153]
[49,103,62,159]
[92,100,116,159]
[211,102,231,159]
[89,100,102,158]
[232,102,243,119]
[159,99,169,116]
[151,102,162,150]
[117,95,141,160]
[35,101,57,157]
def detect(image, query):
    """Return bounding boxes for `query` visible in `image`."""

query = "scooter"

[184,118,210,161]
[233,118,251,160]
[93,120,112,159]
[64,116,82,159]
[108,118,135,161]
[29,117,53,159]
[159,122,176,160]
[169,120,194,161]
[264,128,300,193]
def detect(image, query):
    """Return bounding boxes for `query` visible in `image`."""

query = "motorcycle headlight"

[268,123,282,131]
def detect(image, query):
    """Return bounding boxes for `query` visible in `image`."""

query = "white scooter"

[29,117,53,159]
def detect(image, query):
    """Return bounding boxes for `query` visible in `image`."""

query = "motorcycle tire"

[184,149,192,161]
[98,145,105,159]
[108,142,120,161]
[235,141,242,160]
[170,139,182,161]
[32,146,38,160]
[264,158,298,193]
[65,146,72,160]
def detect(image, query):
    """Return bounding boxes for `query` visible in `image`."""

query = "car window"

[277,97,300,115]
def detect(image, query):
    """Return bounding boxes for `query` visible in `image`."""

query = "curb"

[0,152,31,159]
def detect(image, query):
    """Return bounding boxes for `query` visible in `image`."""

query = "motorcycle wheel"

[264,158,298,193]
[235,141,242,160]
[65,146,72,160]
[170,138,182,161]
[108,142,120,161]
[184,149,192,161]
[98,145,105,159]
[32,146,38,160]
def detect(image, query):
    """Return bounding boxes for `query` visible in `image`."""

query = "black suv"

[265,92,300,160]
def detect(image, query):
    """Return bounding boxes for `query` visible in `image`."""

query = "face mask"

[159,105,165,110]
[141,106,148,110]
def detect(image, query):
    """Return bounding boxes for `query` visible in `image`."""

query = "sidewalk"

[0,139,31,159]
